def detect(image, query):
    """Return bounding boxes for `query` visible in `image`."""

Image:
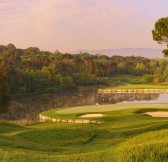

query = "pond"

[0,90,168,121]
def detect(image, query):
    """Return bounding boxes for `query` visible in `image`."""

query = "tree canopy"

[152,17,168,56]
[0,43,167,97]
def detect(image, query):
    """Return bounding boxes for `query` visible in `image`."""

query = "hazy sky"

[0,0,167,52]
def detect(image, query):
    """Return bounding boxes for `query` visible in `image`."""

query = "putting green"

[55,103,168,114]
[41,103,168,120]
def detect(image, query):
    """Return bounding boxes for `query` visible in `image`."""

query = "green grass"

[106,75,141,85]
[102,84,168,90]
[42,103,168,118]
[1,103,168,161]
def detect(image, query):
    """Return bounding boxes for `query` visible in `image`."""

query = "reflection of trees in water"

[0,91,160,121]
[97,93,159,104]
[0,91,97,120]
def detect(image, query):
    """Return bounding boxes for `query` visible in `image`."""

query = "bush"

[59,76,75,89]
[153,77,164,83]
[165,78,168,83]
[163,67,168,78]
[141,74,154,83]
[73,73,97,86]
[153,74,164,83]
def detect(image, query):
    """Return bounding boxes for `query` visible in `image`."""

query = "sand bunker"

[79,114,103,118]
[144,111,168,117]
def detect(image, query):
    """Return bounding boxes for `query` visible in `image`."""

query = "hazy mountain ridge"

[71,48,163,58]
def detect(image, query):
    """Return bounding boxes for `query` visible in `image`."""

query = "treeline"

[0,43,167,97]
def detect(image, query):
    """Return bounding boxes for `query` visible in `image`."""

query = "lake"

[0,90,168,121]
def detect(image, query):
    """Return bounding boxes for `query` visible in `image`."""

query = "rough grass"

[114,129,168,162]
[1,104,168,161]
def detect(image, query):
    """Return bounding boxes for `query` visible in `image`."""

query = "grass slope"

[1,104,168,161]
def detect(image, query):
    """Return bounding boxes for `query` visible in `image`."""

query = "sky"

[0,0,167,52]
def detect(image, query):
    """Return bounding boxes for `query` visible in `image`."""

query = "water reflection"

[0,91,167,120]
[97,93,159,104]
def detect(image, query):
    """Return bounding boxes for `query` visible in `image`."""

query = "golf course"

[0,5,167,161]
[0,103,168,162]
[101,84,168,90]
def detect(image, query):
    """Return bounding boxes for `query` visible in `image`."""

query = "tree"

[159,58,168,70]
[152,17,168,56]
[60,76,75,89]
[155,67,163,75]
[163,67,168,79]
[0,77,10,112]
[134,63,147,75]
[149,60,159,73]
[117,62,127,74]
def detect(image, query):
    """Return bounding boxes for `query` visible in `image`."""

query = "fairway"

[102,84,168,90]
[1,103,168,161]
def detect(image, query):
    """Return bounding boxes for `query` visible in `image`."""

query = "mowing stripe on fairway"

[55,103,168,114]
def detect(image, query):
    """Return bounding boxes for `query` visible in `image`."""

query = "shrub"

[153,77,164,83]
[165,78,168,83]
[73,73,97,86]
[141,74,154,83]
[59,76,75,89]
[163,67,168,79]
[153,74,164,83]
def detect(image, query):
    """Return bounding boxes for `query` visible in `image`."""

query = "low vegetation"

[0,104,168,161]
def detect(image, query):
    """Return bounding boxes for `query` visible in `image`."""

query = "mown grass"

[103,84,168,90]
[42,103,168,117]
[1,104,168,161]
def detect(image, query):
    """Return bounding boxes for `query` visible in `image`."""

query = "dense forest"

[0,43,168,100]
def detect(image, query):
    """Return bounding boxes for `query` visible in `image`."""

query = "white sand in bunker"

[79,114,104,118]
[144,111,168,117]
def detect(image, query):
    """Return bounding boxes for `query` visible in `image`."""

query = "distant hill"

[71,48,163,58]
